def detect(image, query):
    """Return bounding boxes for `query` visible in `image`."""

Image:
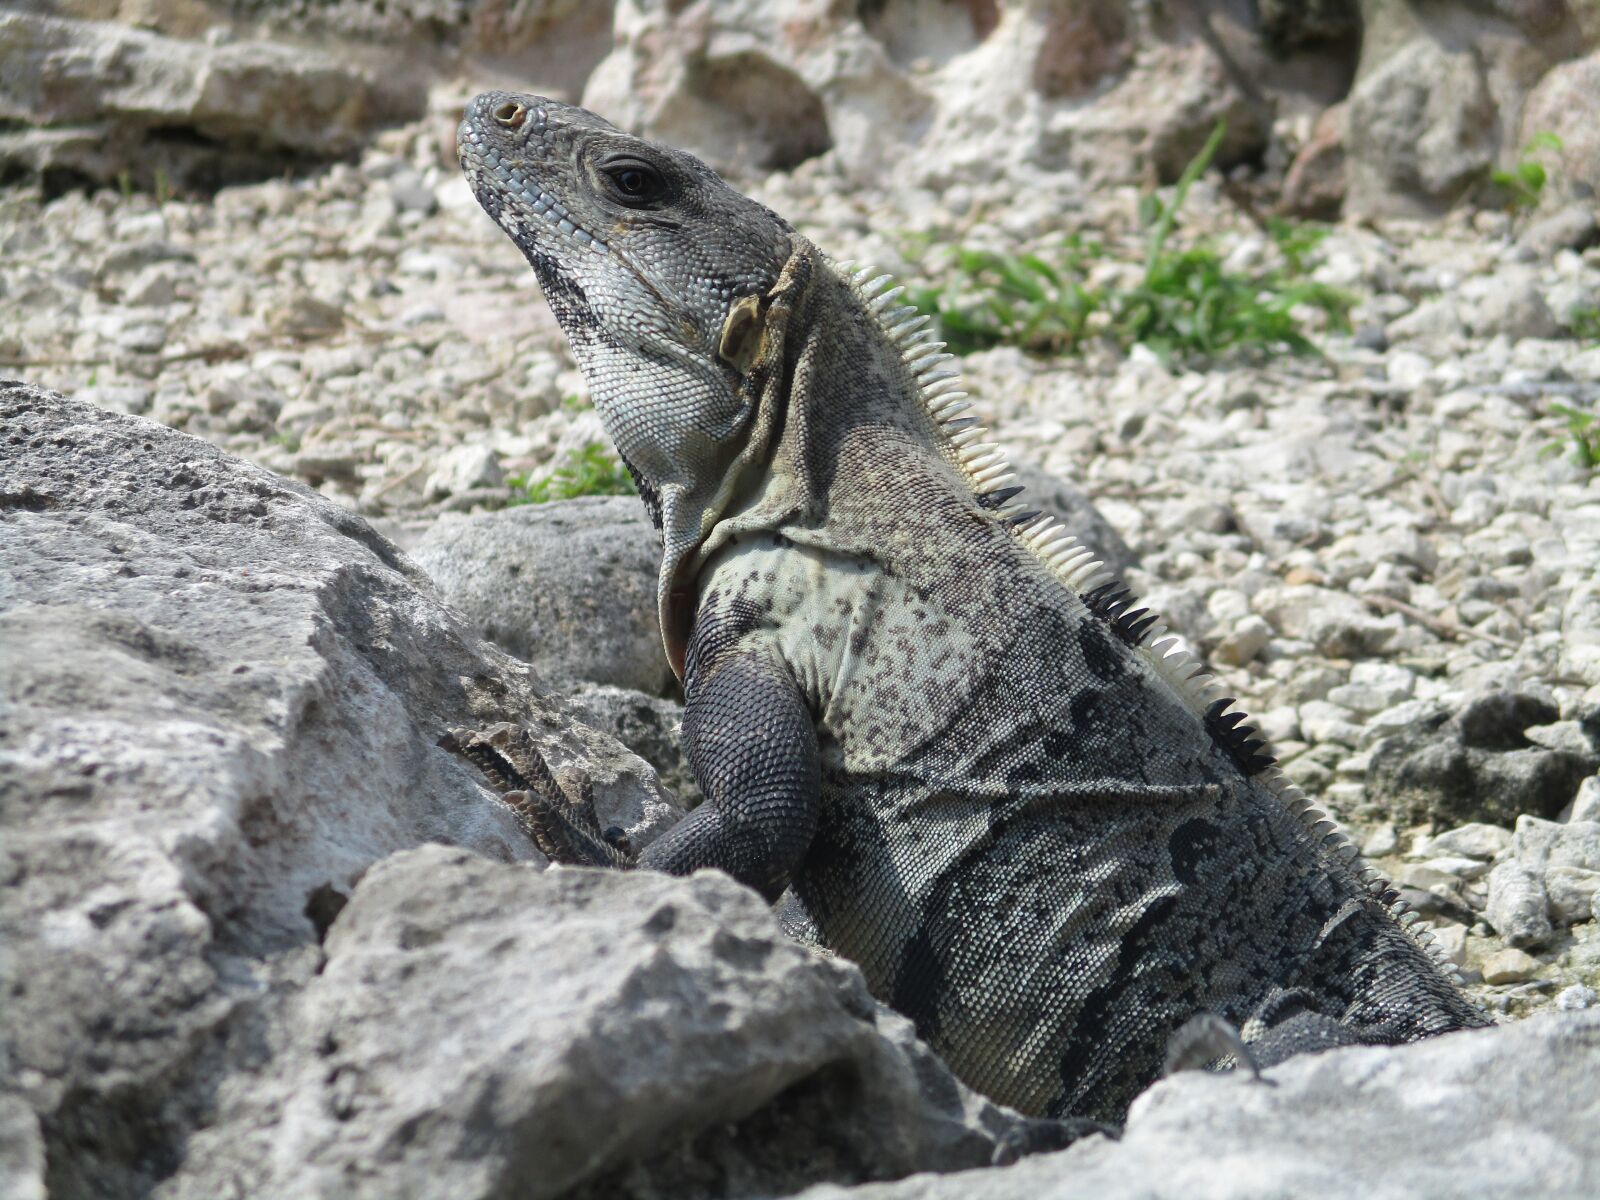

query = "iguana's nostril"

[492,101,526,128]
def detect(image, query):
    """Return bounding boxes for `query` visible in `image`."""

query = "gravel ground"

[3,109,1597,1020]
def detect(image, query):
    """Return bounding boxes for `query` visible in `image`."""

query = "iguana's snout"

[457,92,621,265]
[456,90,794,370]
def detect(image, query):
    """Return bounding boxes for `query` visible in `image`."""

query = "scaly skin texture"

[455,91,1490,1124]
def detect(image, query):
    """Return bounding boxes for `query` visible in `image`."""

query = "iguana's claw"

[444,722,632,868]
[1162,1012,1271,1083]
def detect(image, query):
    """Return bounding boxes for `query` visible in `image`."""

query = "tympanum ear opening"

[718,294,765,373]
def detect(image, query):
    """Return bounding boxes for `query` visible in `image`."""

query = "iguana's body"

[455,93,1488,1124]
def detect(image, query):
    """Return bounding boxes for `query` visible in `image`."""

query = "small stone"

[267,292,346,341]
[1362,823,1399,857]
[1362,699,1448,744]
[387,168,439,215]
[1398,862,1466,892]
[1386,298,1462,344]
[1546,866,1600,925]
[1525,721,1599,757]
[1480,947,1541,985]
[1336,749,1373,777]
[1460,273,1561,341]
[1352,323,1388,352]
[425,444,503,498]
[400,303,446,328]
[1485,861,1553,948]
[1285,756,1333,790]
[1518,204,1598,259]
[1253,706,1302,746]
[1299,700,1364,746]
[1418,855,1492,881]
[1555,983,1598,1011]
[1327,681,1409,716]
[1424,822,1513,861]
[124,264,181,307]
[1386,349,1434,388]
[1213,614,1272,666]
[1428,921,1468,967]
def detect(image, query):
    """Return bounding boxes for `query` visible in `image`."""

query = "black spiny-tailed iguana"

[451,91,1489,1126]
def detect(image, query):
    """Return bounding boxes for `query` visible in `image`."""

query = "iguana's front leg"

[451,637,819,901]
[640,638,820,901]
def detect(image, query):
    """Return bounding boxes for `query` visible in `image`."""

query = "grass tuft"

[904,123,1352,365]
[506,442,635,505]
[1544,403,1600,470]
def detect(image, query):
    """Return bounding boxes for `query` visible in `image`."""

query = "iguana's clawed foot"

[444,722,632,868]
[991,1116,1119,1165]
[1162,1012,1272,1084]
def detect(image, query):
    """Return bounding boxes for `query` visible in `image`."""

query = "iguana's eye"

[600,159,668,206]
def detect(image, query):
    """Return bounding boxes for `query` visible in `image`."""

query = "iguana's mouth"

[458,142,612,258]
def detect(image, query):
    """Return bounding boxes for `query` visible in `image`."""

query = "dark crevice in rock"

[563,1062,888,1200]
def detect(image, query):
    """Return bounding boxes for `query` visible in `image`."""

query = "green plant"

[1568,304,1600,343]
[902,240,1103,356]
[1491,132,1563,213]
[1266,216,1331,277]
[1108,123,1352,362]
[901,122,1350,365]
[1108,246,1351,361]
[1544,403,1600,469]
[507,441,635,505]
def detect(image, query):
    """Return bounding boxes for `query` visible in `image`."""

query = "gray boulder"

[1366,690,1598,828]
[1486,815,1600,946]
[1518,48,1600,210]
[1344,35,1496,217]
[0,12,424,191]
[795,1012,1600,1200]
[412,497,674,696]
[166,846,1035,1198]
[0,383,674,1199]
[565,682,702,809]
[1343,0,1585,218]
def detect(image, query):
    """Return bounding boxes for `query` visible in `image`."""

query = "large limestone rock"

[794,1011,1600,1200]
[0,383,669,1197]
[166,847,1032,1198]
[580,0,1345,188]
[0,11,425,190]
[411,497,675,697]
[1518,47,1600,208]
[1344,0,1589,217]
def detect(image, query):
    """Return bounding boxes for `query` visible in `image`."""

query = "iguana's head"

[458,92,797,499]
[459,91,806,676]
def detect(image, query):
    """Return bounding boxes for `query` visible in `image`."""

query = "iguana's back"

[687,268,1481,1119]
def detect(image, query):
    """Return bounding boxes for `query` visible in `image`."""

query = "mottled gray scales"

[455,91,1489,1126]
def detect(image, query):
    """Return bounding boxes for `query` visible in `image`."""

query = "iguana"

[451,91,1490,1126]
